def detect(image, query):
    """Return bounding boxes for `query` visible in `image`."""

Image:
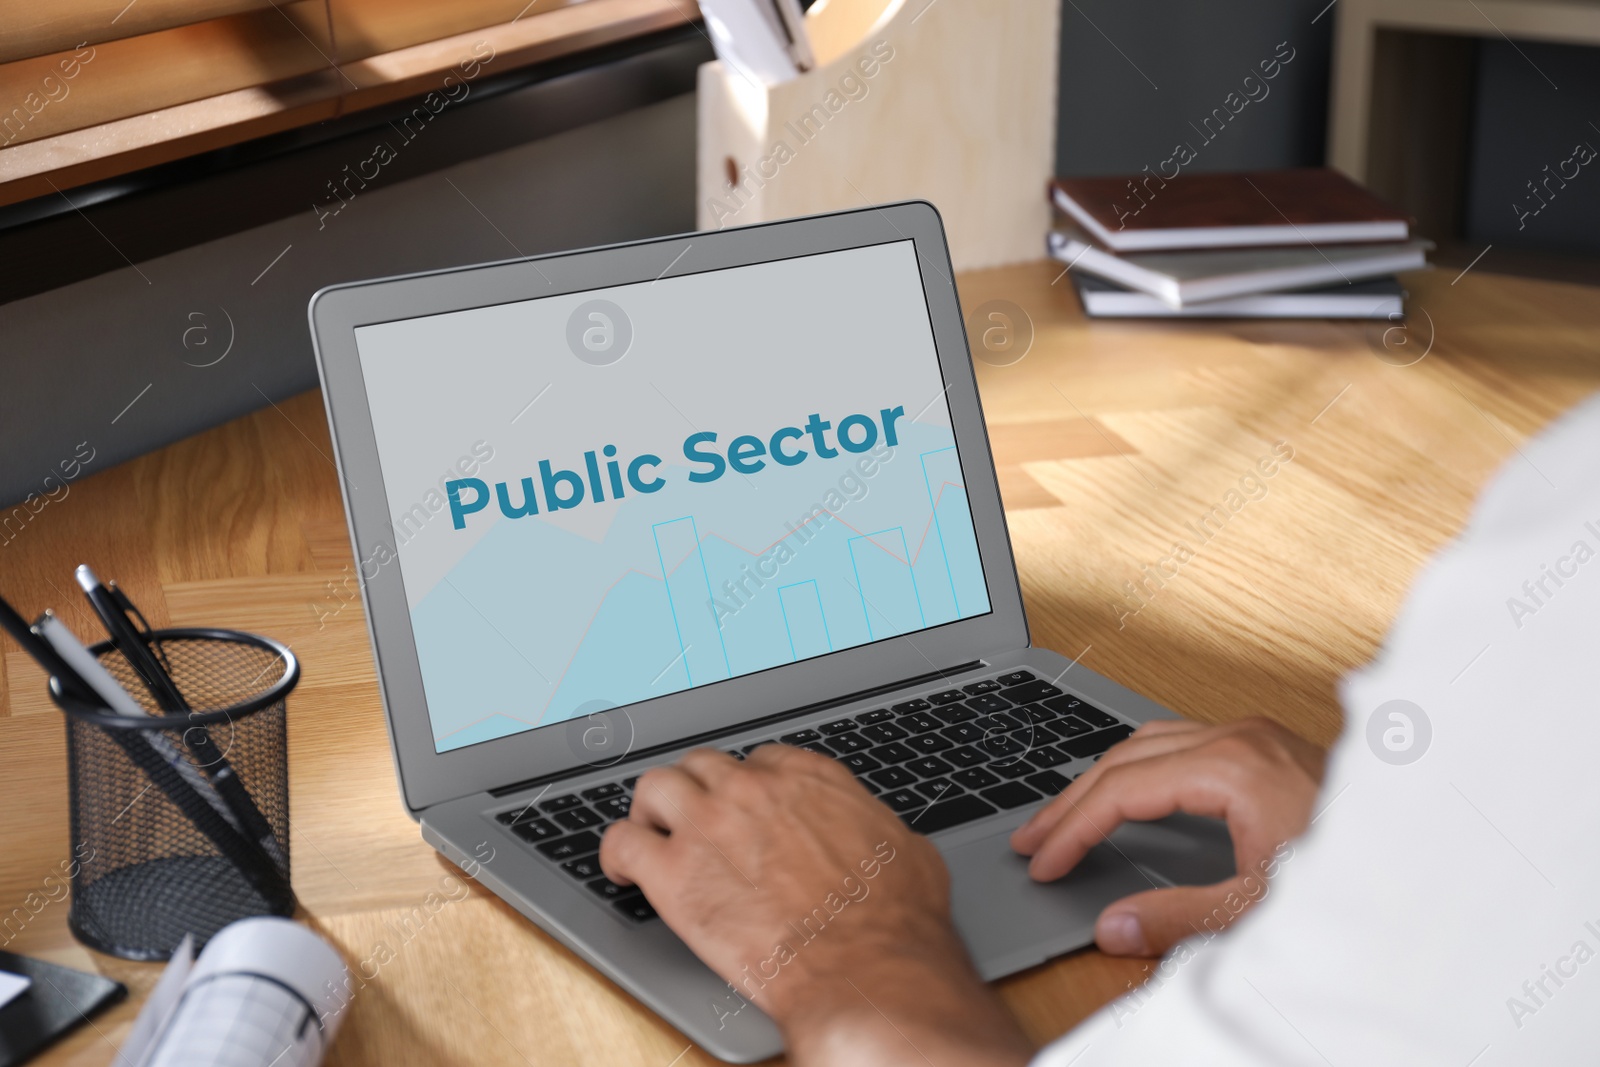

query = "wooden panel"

[8,263,1600,1065]
[697,0,1059,270]
[0,3,333,149]
[0,0,695,207]
[0,1,277,65]
[328,0,579,64]
[1363,28,1477,241]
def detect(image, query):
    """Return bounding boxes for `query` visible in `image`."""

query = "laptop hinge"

[488,659,988,798]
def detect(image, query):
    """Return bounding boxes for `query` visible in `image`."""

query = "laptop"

[308,202,1233,1063]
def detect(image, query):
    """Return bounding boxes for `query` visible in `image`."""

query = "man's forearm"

[772,935,1034,1067]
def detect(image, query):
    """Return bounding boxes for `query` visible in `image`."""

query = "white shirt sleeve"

[1032,392,1600,1067]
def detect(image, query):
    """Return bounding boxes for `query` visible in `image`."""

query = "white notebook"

[120,918,349,1067]
[1049,225,1430,308]
[1071,274,1406,320]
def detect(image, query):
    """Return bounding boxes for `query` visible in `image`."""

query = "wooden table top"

[3,260,1597,1065]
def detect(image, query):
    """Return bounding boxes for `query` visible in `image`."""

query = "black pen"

[0,594,97,705]
[75,565,286,866]
[76,565,183,709]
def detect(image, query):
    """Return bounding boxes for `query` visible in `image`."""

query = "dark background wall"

[1053,0,1335,177]
[1464,38,1600,254]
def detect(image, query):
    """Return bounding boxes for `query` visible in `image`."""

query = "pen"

[76,565,182,709]
[74,566,285,867]
[0,593,98,706]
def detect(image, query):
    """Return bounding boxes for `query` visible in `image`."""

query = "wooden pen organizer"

[696,0,1061,271]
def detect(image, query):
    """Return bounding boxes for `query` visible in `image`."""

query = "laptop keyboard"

[491,669,1135,923]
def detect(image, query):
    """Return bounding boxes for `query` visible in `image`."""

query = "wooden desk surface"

[3,261,1597,1065]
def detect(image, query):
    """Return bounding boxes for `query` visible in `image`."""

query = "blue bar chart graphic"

[652,516,732,686]
[778,581,833,661]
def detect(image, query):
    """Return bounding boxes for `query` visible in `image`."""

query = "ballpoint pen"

[75,565,286,867]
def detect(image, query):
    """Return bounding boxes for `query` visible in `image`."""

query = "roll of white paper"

[140,918,350,1067]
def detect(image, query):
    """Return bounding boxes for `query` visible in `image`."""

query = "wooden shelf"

[0,0,692,210]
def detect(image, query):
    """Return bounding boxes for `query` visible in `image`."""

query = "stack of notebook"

[1047,168,1430,319]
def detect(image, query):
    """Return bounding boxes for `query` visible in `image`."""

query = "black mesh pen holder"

[50,628,300,961]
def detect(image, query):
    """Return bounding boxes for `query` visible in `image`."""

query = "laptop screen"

[354,239,993,753]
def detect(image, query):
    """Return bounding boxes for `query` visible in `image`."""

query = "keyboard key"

[859,779,882,795]
[940,723,985,745]
[900,712,943,734]
[989,758,1034,780]
[907,732,954,755]
[871,742,917,764]
[965,694,1014,714]
[821,731,872,755]
[1043,696,1118,729]
[561,856,604,880]
[932,704,978,725]
[1023,745,1072,769]
[1055,715,1095,737]
[892,698,934,715]
[536,831,601,861]
[1013,723,1063,746]
[973,711,1022,733]
[555,807,605,831]
[1005,679,1065,703]
[614,896,658,922]
[962,679,1003,695]
[868,765,918,789]
[860,722,909,744]
[951,766,1000,790]
[1062,724,1135,758]
[819,718,858,735]
[622,776,640,790]
[944,745,988,769]
[880,788,924,813]
[595,796,632,820]
[799,742,834,757]
[496,804,541,825]
[1025,770,1072,796]
[839,752,882,775]
[856,708,895,725]
[581,783,625,801]
[509,817,562,843]
[1013,703,1059,725]
[903,794,998,833]
[927,689,967,705]
[980,782,1042,809]
[781,729,822,746]
[996,670,1036,686]
[976,734,1026,759]
[1077,706,1121,730]
[540,795,583,814]
[587,876,635,900]
[906,756,955,778]
[915,777,961,801]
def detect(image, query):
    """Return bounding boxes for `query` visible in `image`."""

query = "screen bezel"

[309,201,1029,814]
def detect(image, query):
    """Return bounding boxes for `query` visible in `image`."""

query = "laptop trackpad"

[947,815,1235,980]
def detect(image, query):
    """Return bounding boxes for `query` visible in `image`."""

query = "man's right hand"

[1010,717,1326,958]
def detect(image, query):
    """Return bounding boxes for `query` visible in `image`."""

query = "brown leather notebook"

[1049,168,1410,252]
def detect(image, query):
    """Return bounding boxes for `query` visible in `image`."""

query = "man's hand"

[599,744,1032,1067]
[1011,717,1325,958]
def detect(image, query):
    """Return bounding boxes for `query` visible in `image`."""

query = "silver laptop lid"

[309,202,1027,814]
